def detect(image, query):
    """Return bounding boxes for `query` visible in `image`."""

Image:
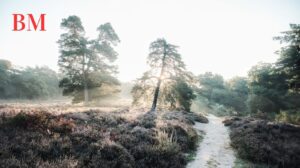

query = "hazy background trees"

[194,72,248,116]
[247,63,288,114]
[58,16,120,103]
[192,24,300,123]
[0,59,60,99]
[0,59,12,97]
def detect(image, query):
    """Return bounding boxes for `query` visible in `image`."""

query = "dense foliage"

[0,59,60,99]
[274,24,300,92]
[58,15,120,103]
[131,39,195,112]
[195,72,248,115]
[195,24,300,122]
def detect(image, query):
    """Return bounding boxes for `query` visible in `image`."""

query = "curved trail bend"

[187,114,236,168]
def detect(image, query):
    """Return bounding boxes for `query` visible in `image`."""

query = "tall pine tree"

[58,16,120,103]
[132,38,195,112]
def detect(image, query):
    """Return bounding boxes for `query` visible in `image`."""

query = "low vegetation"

[224,117,300,167]
[0,105,207,168]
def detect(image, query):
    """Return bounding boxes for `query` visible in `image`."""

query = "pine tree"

[58,16,120,103]
[274,24,300,92]
[132,38,195,112]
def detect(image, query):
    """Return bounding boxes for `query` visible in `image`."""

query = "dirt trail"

[187,114,236,168]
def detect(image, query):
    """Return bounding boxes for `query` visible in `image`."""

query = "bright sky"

[1,0,300,82]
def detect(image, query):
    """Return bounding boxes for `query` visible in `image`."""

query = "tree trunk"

[151,79,162,111]
[151,41,167,112]
[83,54,89,104]
[84,80,89,103]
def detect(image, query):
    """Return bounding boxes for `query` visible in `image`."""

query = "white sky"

[1,0,300,82]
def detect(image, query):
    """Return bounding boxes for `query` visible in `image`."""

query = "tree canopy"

[131,38,195,112]
[274,24,300,92]
[58,16,120,103]
[0,60,60,99]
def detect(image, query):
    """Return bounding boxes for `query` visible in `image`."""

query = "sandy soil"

[187,114,236,168]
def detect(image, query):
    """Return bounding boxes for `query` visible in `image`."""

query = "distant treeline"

[0,60,61,99]
[195,24,300,124]
[196,69,300,119]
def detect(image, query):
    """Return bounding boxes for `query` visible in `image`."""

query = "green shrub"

[275,109,300,125]
[8,112,29,127]
[247,95,277,114]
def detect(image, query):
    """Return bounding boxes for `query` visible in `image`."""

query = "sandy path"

[187,114,235,168]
